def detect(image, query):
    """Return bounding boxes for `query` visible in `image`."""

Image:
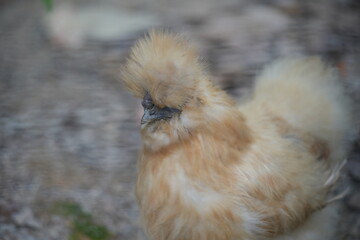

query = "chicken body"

[121,32,352,240]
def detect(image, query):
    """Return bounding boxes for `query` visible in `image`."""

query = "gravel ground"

[0,0,359,239]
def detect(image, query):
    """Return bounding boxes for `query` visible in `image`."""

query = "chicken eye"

[142,101,154,109]
[142,92,155,109]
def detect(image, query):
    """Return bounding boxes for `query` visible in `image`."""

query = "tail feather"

[253,57,352,163]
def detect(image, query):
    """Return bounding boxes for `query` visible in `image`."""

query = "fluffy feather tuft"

[121,30,206,109]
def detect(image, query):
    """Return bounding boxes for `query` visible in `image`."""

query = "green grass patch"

[41,0,53,11]
[52,201,111,240]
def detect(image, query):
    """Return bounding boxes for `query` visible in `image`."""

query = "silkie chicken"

[121,31,352,240]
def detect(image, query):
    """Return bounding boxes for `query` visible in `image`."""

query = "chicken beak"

[141,106,180,125]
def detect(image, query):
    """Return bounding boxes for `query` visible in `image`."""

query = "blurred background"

[0,0,359,239]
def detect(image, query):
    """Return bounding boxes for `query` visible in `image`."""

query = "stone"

[13,208,41,229]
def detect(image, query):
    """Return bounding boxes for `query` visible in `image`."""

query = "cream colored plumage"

[121,31,352,240]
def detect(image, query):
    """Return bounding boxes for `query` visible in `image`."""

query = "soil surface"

[0,0,359,239]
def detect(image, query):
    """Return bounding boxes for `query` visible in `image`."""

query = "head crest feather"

[121,30,206,108]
